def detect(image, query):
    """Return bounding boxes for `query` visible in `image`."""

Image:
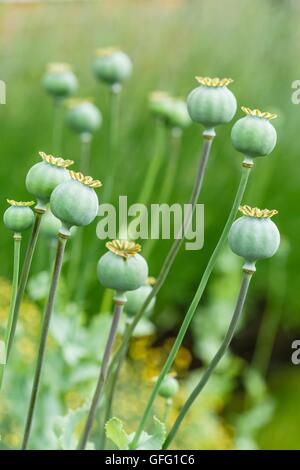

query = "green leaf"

[53,405,88,450]
[134,417,166,450]
[105,417,129,450]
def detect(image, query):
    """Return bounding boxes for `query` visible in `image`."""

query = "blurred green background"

[0,0,300,450]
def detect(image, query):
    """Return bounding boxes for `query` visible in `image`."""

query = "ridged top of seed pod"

[7,199,35,207]
[39,151,74,168]
[241,106,277,120]
[95,47,120,57]
[69,171,102,188]
[47,63,72,73]
[195,76,234,87]
[239,205,278,218]
[106,239,141,259]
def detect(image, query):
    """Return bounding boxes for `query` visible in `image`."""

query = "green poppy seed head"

[158,375,179,399]
[231,107,277,158]
[228,205,280,271]
[92,48,132,86]
[124,280,156,318]
[97,240,149,293]
[3,200,35,233]
[50,171,101,235]
[66,99,102,135]
[187,76,237,129]
[43,63,78,99]
[26,152,74,209]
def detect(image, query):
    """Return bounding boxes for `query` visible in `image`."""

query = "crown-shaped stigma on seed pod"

[66,97,94,108]
[239,205,278,218]
[228,205,280,274]
[241,106,277,120]
[69,170,102,188]
[47,62,72,73]
[39,151,74,168]
[106,239,142,259]
[7,199,35,207]
[195,76,234,87]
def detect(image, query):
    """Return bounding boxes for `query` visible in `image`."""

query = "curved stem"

[52,98,64,154]
[6,210,44,360]
[163,271,253,449]
[99,320,131,449]
[130,162,252,449]
[21,234,68,450]
[78,298,124,450]
[0,234,21,389]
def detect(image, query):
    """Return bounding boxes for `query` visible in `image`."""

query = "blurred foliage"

[0,0,299,450]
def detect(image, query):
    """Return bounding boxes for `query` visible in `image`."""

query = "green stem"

[52,98,64,154]
[163,271,253,449]
[6,209,45,360]
[162,398,173,424]
[103,87,121,202]
[130,161,252,449]
[79,132,92,174]
[143,127,182,259]
[136,119,167,207]
[78,297,125,450]
[0,234,21,389]
[100,320,131,449]
[21,234,68,450]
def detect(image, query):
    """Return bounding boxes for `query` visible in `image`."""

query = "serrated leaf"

[53,405,88,450]
[134,417,166,450]
[105,417,129,450]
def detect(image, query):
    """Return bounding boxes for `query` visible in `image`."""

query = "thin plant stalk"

[6,209,45,360]
[21,234,68,450]
[78,298,125,450]
[162,398,173,424]
[103,87,121,202]
[130,161,252,449]
[136,119,167,207]
[252,253,288,375]
[99,319,131,448]
[162,271,253,449]
[0,233,22,388]
[79,132,92,174]
[143,126,182,259]
[52,98,64,154]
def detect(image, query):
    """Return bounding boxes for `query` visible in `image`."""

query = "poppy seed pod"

[42,63,78,99]
[228,205,280,272]
[40,208,61,239]
[50,171,101,236]
[92,48,132,87]
[3,200,35,233]
[66,100,102,135]
[26,152,74,210]
[158,376,179,399]
[149,91,173,120]
[166,98,191,129]
[187,77,237,130]
[97,240,149,293]
[231,107,277,158]
[124,278,156,318]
